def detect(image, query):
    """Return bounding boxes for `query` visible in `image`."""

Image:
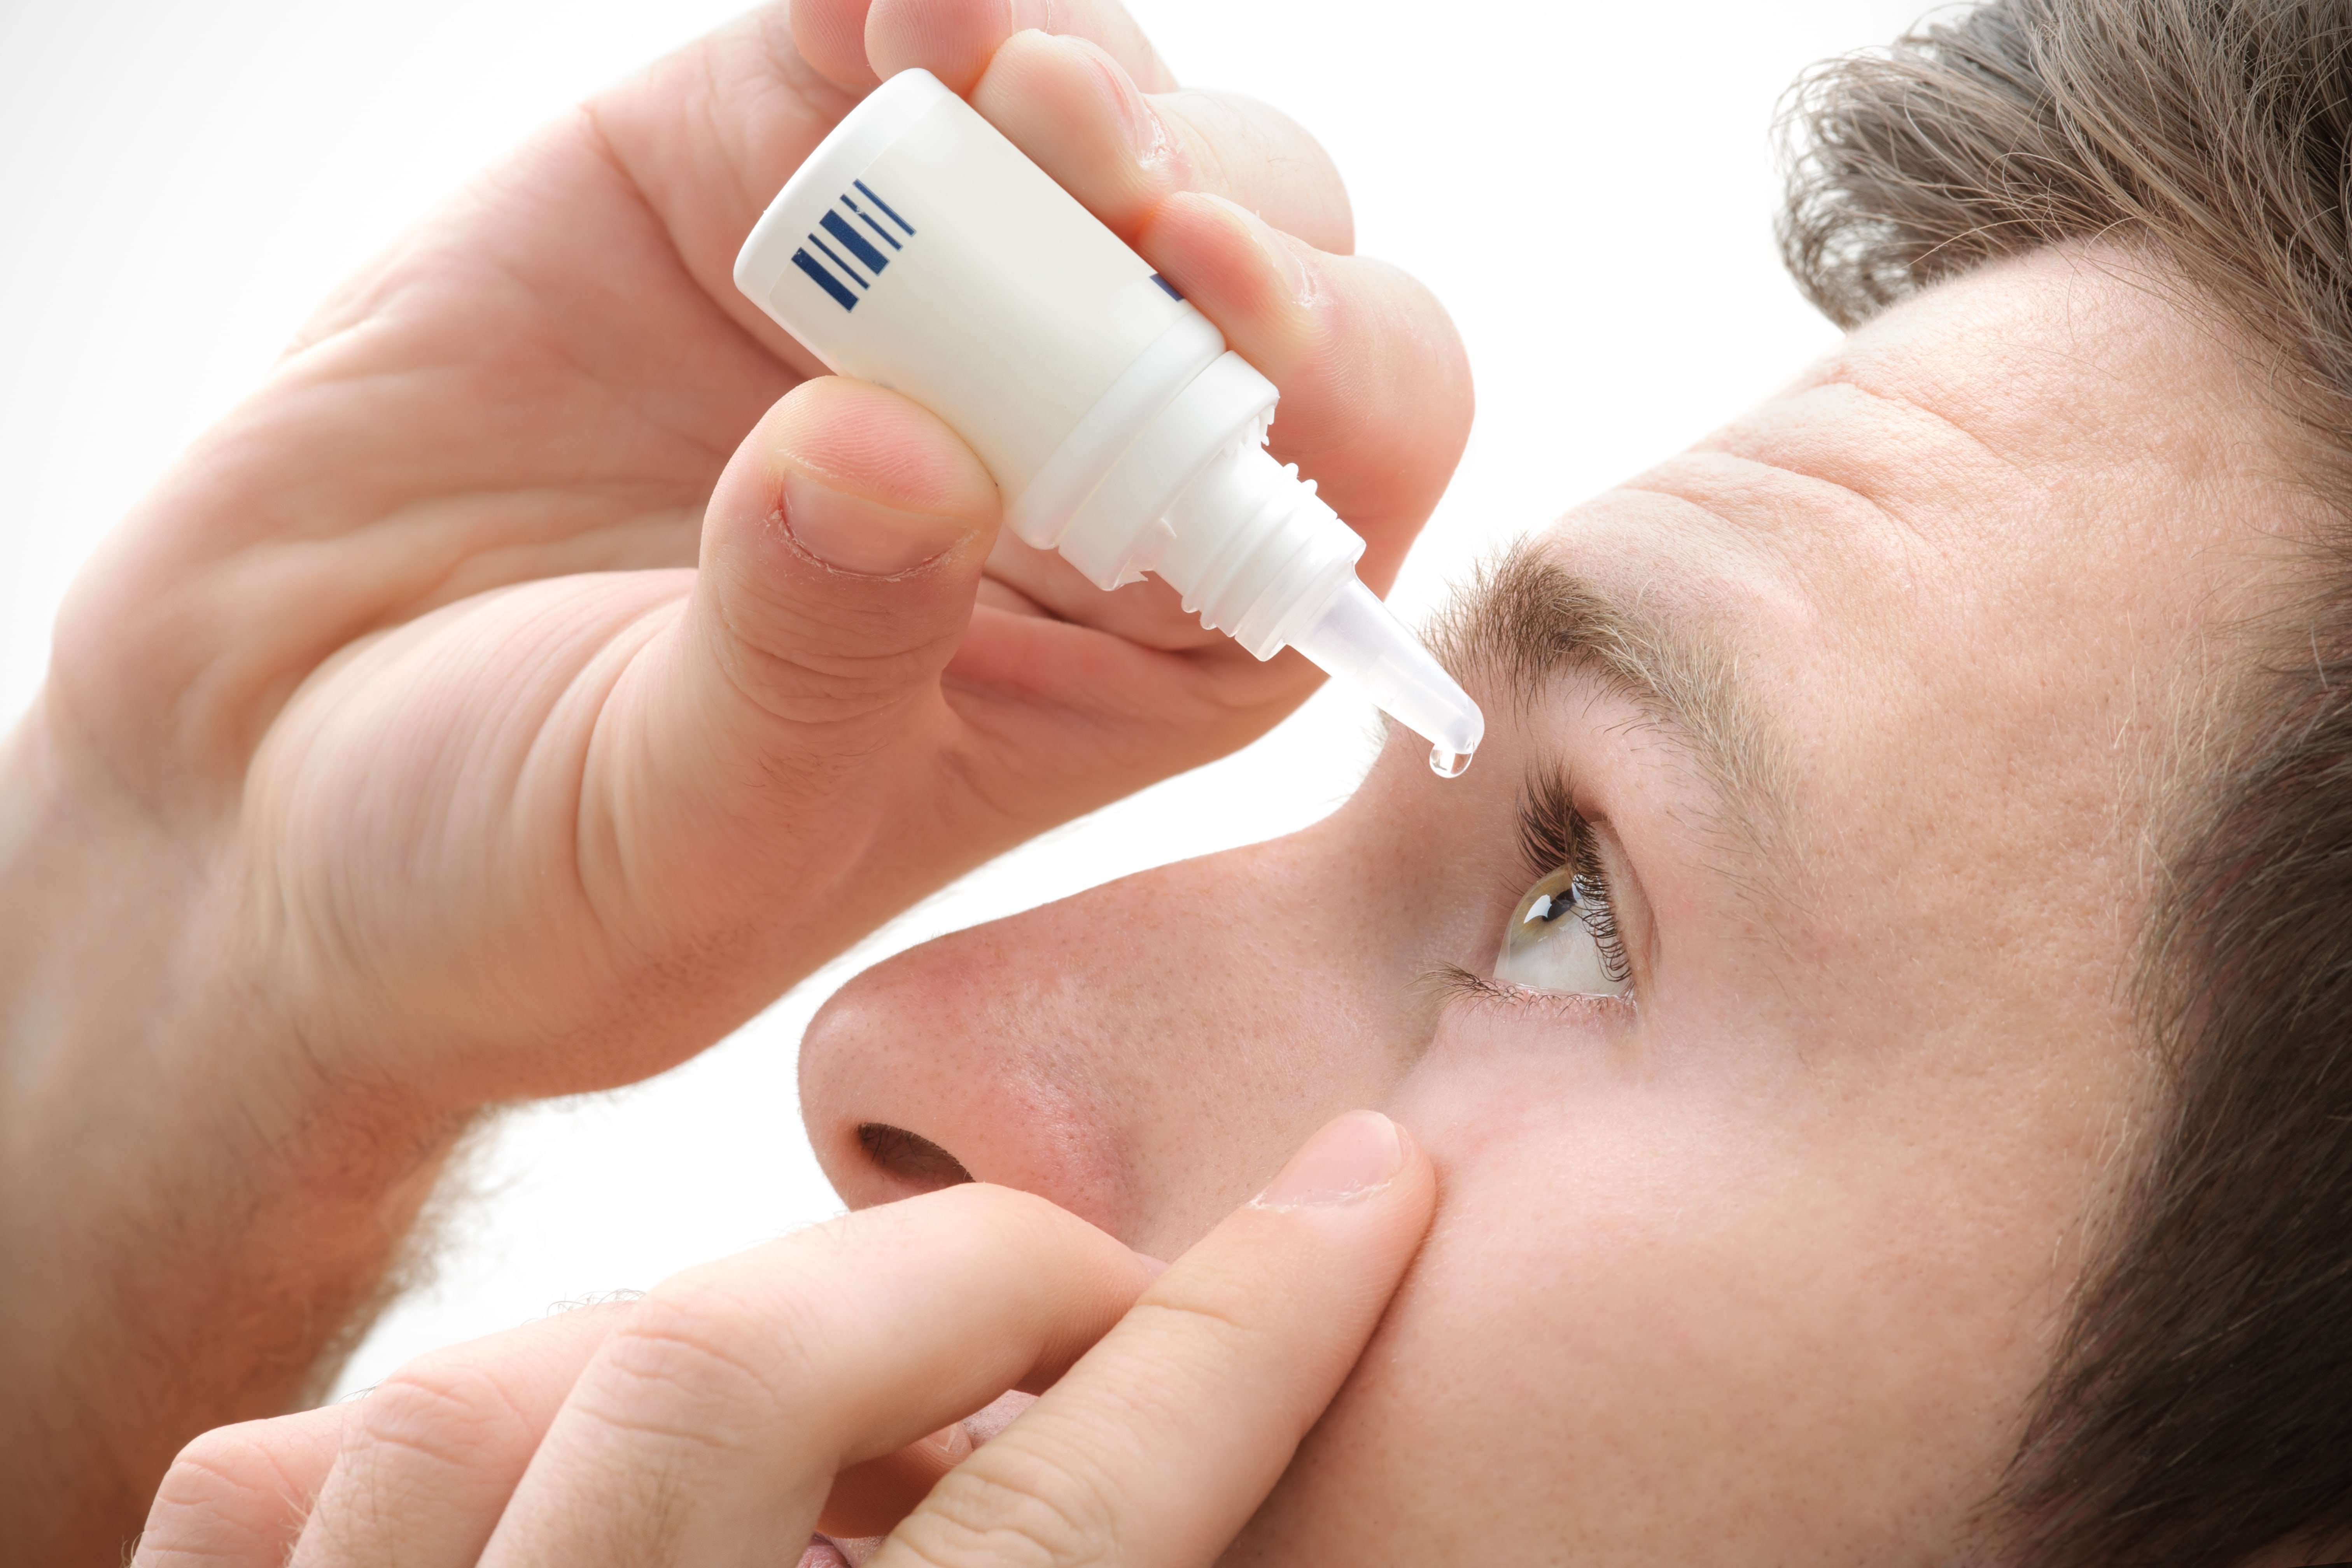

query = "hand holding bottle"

[0,2,1471,1552]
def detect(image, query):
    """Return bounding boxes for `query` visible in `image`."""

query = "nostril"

[857,1123,975,1193]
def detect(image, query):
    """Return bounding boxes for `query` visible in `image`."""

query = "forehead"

[1522,245,2303,1008]
[1682,247,2294,606]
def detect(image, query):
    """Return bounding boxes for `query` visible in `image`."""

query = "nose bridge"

[796,824,1405,1255]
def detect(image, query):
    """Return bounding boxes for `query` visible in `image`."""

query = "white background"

[0,0,1925,1395]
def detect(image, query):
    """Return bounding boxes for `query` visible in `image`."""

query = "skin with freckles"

[800,248,2312,1561]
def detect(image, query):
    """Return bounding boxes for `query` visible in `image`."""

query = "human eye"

[1491,776,1633,998]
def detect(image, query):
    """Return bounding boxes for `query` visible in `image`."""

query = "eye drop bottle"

[733,67,1483,775]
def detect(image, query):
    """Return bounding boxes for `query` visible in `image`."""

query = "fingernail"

[780,470,970,576]
[1195,192,1316,309]
[1253,1110,1404,1209]
[1036,30,1174,172]
[962,1390,1036,1445]
[1116,72,1176,172]
[921,1421,974,1462]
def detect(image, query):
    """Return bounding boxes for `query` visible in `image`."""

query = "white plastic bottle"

[733,68,1483,775]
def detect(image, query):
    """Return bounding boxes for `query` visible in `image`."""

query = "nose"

[796,819,1429,1259]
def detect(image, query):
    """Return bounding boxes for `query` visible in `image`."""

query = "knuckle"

[139,1420,319,1558]
[1133,1282,1258,1352]
[708,581,948,730]
[894,1443,1123,1568]
[155,1423,272,1501]
[352,1348,536,1470]
[582,1275,816,1438]
[1120,1301,1264,1410]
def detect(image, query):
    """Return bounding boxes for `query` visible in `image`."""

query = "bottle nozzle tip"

[1284,577,1483,775]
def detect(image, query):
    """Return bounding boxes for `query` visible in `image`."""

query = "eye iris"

[1494,867,1630,997]
[1520,880,1591,927]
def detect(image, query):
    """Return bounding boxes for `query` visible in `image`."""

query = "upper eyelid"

[1507,766,1638,991]
[1516,768,1592,878]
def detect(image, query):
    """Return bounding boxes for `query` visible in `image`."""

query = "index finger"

[793,0,1179,94]
[584,0,1180,378]
[475,1184,1153,1566]
[875,1111,1438,1568]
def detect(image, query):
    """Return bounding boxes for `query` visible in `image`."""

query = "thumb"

[593,374,1000,937]
[692,374,999,728]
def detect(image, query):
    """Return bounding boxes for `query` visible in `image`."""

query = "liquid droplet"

[1430,744,1474,779]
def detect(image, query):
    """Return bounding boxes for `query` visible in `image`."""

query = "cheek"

[1230,1035,2072,1563]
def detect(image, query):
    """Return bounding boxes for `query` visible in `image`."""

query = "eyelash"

[1518,774,1632,986]
[1433,772,1633,1006]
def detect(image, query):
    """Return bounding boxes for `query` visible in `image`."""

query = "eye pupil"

[1521,888,1580,926]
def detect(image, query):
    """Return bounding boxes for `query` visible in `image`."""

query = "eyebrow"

[1430,541,1792,868]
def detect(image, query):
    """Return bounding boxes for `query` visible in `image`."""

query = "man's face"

[799,248,2297,1559]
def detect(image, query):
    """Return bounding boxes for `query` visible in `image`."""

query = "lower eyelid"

[1432,965,1638,1019]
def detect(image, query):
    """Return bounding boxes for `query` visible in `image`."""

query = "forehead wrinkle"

[1803,368,2026,475]
[1432,541,1800,908]
[1672,387,2000,556]
[1614,462,1908,561]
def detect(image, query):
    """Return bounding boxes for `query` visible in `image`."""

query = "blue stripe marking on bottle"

[820,210,890,274]
[1149,273,1183,301]
[807,231,869,287]
[791,248,859,310]
[788,181,914,313]
[842,198,902,250]
[855,180,915,235]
